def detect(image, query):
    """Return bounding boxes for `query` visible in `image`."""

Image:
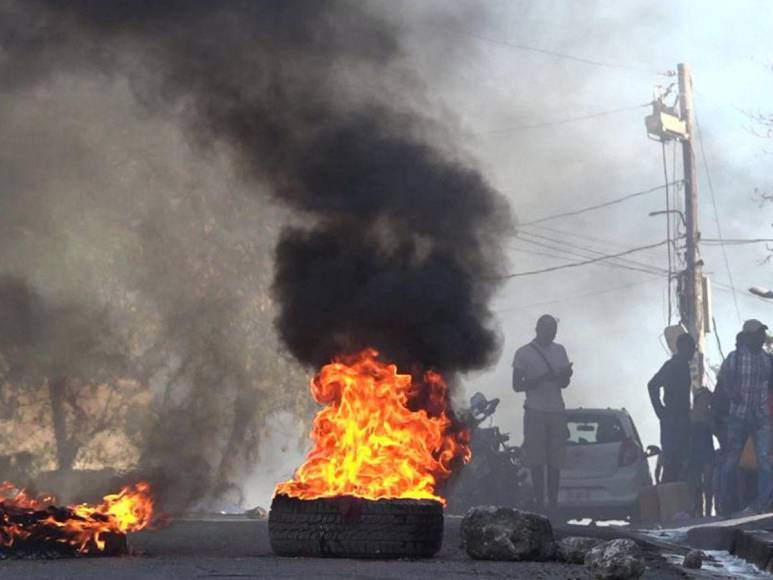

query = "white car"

[558,408,655,522]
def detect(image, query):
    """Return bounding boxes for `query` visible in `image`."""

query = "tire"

[268,494,443,559]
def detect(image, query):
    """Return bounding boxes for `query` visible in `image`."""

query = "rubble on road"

[682,549,704,569]
[556,536,604,564]
[461,506,555,561]
[585,538,646,580]
[245,506,268,520]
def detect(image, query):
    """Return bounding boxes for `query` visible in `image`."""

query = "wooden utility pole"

[678,62,705,388]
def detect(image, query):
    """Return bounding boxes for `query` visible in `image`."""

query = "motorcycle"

[445,392,534,514]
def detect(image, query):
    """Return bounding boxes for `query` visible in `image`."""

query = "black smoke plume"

[1,0,510,372]
[0,0,511,507]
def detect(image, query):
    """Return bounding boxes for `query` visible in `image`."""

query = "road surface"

[0,515,739,579]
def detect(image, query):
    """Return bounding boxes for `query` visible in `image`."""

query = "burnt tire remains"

[269,494,443,559]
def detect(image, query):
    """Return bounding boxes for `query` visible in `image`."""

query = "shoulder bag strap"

[529,342,556,376]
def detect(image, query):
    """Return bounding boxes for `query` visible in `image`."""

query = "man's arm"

[647,363,667,420]
[767,353,773,393]
[556,364,573,389]
[513,366,553,392]
[556,345,572,389]
[717,355,738,402]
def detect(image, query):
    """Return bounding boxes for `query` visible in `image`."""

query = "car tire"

[268,494,443,559]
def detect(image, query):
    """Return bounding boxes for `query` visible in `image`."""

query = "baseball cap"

[743,319,768,333]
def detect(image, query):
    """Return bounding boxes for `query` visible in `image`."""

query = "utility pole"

[645,63,705,389]
[678,63,705,389]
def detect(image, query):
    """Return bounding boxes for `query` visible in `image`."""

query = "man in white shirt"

[512,314,573,513]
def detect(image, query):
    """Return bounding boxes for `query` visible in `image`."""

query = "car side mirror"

[645,445,661,458]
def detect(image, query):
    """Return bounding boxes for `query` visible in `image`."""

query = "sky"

[381,0,773,451]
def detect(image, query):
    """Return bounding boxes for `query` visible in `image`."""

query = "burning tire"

[269,494,443,559]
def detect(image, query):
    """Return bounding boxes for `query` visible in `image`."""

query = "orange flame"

[0,481,154,554]
[275,348,470,504]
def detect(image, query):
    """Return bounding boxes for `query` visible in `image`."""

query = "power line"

[696,115,742,323]
[485,104,648,134]
[522,222,625,248]
[703,238,773,245]
[509,245,579,262]
[515,230,667,276]
[496,240,670,280]
[712,317,725,360]
[519,183,680,226]
[495,277,664,313]
[514,237,663,277]
[671,143,684,265]
[508,241,662,276]
[430,24,659,74]
[661,141,674,323]
[520,223,672,274]
[521,222,674,262]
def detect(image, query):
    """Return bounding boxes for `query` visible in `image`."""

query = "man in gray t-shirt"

[512,314,572,512]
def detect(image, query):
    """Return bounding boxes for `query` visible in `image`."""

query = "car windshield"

[566,415,626,445]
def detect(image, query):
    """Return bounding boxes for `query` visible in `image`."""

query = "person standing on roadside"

[690,386,715,517]
[648,333,695,483]
[719,319,773,514]
[512,314,573,514]
[712,332,744,515]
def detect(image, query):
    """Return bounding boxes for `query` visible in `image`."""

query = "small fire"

[275,348,470,504]
[0,481,154,554]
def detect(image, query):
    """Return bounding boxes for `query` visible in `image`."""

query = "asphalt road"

[0,516,736,579]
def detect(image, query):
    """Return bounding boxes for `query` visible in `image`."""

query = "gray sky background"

[385,0,773,449]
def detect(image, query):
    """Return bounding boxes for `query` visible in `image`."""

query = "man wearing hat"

[718,319,773,514]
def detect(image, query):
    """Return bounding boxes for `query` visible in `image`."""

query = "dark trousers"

[720,414,773,513]
[661,416,690,483]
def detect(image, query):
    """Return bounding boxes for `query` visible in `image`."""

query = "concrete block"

[686,525,737,551]
[733,530,773,571]
[637,486,659,524]
[655,482,690,522]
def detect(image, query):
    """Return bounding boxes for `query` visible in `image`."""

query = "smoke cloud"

[4,0,510,372]
[0,1,510,508]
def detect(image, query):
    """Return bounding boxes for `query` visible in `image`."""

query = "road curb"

[685,525,737,551]
[733,530,773,573]
[683,513,773,550]
[681,514,773,572]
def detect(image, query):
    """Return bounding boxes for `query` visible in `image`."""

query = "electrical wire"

[485,103,649,134]
[495,277,664,314]
[496,240,670,280]
[696,114,742,323]
[703,238,773,245]
[519,183,680,226]
[516,230,667,274]
[515,230,668,276]
[519,223,675,275]
[428,24,660,74]
[712,316,725,360]
[661,141,674,324]
[522,222,628,248]
[671,144,683,268]
[509,245,580,262]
